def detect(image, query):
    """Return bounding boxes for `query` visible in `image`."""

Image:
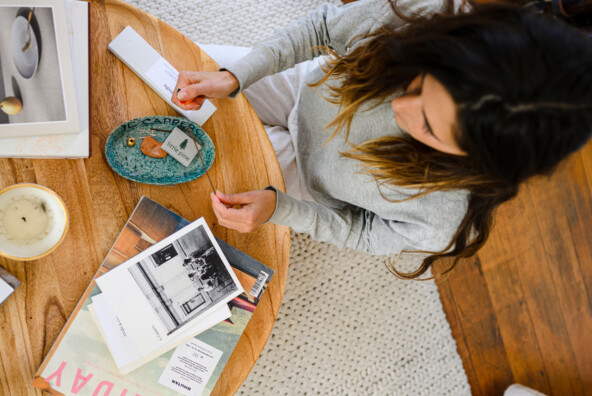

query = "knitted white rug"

[123,1,471,394]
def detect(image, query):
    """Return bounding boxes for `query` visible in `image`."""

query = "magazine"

[32,196,274,396]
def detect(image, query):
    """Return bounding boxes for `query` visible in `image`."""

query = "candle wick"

[22,217,27,222]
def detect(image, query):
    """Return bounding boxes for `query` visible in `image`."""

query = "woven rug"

[123,1,471,394]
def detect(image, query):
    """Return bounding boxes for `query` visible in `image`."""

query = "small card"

[161,127,201,167]
[158,338,223,395]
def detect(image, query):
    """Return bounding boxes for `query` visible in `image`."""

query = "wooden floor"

[435,138,592,396]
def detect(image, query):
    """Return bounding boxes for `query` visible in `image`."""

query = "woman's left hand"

[211,190,277,233]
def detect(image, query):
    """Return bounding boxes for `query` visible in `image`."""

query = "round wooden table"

[0,0,290,394]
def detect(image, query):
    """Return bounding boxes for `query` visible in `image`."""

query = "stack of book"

[0,0,89,158]
[32,197,274,396]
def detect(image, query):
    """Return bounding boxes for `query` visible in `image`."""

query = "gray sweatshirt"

[225,0,469,256]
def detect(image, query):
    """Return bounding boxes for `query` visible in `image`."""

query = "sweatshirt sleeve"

[266,187,468,256]
[223,1,367,91]
[224,0,461,92]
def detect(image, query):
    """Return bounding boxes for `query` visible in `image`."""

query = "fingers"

[171,71,207,110]
[216,190,259,205]
[175,91,205,111]
[210,190,277,233]
[171,70,240,111]
[211,193,255,232]
[178,80,217,100]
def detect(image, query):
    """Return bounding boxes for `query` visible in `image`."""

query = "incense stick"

[192,137,216,194]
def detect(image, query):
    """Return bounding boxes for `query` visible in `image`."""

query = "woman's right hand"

[171,70,239,111]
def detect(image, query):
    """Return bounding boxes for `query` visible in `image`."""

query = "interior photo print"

[0,5,66,125]
[127,225,240,335]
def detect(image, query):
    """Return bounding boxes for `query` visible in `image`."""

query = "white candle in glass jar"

[0,184,68,261]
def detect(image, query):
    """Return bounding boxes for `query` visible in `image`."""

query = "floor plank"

[436,265,484,396]
[482,257,551,395]
[436,258,515,395]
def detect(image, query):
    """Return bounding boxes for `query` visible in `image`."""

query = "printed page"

[0,0,79,137]
[89,294,230,374]
[96,218,243,358]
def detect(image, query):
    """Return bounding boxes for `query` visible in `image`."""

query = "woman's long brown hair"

[309,1,592,279]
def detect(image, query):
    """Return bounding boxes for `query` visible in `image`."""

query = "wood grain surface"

[0,1,290,395]
[436,139,592,396]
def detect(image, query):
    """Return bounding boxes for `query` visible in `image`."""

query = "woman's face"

[391,74,466,156]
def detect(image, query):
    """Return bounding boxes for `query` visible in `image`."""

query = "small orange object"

[177,88,187,104]
[140,136,167,158]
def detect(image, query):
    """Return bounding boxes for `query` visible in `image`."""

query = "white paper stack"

[89,218,243,375]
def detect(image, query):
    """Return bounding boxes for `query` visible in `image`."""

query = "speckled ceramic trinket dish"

[105,116,215,185]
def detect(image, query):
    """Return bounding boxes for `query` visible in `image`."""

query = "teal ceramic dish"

[105,116,215,185]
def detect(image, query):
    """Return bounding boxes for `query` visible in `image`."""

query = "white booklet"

[0,0,89,157]
[94,217,243,373]
[108,26,217,127]
[89,293,231,375]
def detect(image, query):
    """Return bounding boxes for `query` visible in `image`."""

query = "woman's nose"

[391,92,421,113]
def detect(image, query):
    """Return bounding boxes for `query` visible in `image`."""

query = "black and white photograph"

[95,217,243,354]
[127,224,240,335]
[0,0,79,137]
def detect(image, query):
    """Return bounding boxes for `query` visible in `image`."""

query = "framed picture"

[151,243,178,266]
[0,0,80,137]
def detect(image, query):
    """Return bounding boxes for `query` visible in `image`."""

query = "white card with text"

[161,127,200,167]
[158,338,223,395]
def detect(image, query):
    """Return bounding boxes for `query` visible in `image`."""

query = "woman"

[171,0,592,278]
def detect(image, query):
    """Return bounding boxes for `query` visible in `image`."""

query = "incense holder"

[105,116,215,185]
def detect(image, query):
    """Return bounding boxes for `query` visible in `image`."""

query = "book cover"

[32,196,274,396]
[0,0,90,158]
[0,0,80,138]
